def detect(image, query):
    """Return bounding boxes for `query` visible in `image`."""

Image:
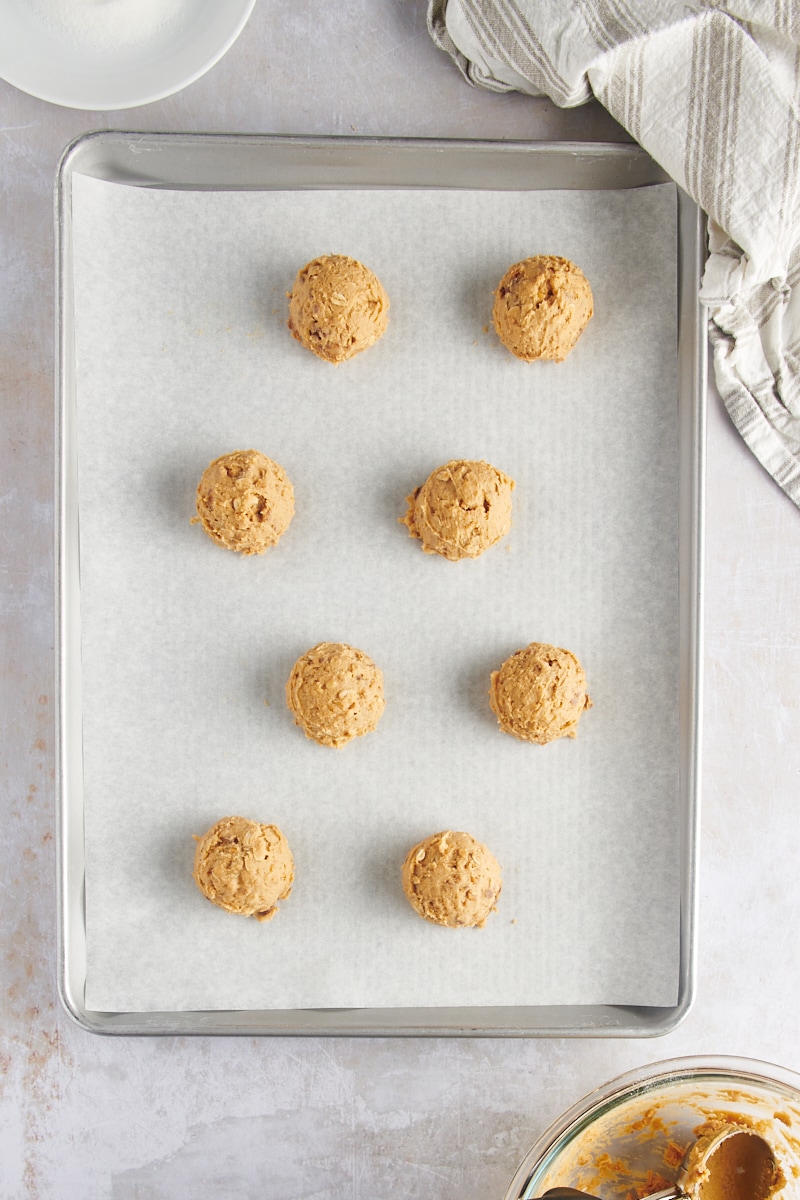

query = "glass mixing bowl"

[504,1056,800,1200]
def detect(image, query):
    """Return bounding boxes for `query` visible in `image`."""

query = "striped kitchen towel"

[429,0,800,509]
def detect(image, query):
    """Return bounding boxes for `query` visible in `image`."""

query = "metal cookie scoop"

[537,1123,781,1200]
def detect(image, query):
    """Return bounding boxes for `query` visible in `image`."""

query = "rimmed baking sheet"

[56,133,705,1035]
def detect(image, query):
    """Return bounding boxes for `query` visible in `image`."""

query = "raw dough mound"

[402,830,502,928]
[287,254,389,363]
[489,642,592,744]
[285,641,385,748]
[492,255,593,362]
[400,459,514,561]
[194,449,295,555]
[192,815,294,922]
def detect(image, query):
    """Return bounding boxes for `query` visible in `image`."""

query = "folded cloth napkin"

[428,0,800,508]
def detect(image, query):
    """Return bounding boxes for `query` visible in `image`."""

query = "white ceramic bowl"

[0,0,256,110]
[505,1056,800,1199]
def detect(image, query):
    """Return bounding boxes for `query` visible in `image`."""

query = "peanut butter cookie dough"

[492,255,593,362]
[285,642,385,748]
[679,1124,783,1200]
[193,449,295,556]
[402,831,502,928]
[287,254,389,363]
[192,816,294,922]
[489,642,592,744]
[400,459,514,561]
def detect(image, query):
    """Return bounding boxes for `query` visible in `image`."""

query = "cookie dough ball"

[192,816,294,922]
[285,642,385,748]
[400,459,514,561]
[194,449,294,556]
[489,642,592,744]
[287,254,389,363]
[402,831,502,928]
[492,255,593,362]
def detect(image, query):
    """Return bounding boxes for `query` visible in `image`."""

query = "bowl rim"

[504,1054,800,1200]
[0,0,256,110]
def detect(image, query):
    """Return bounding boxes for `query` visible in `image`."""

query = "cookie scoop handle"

[537,1191,601,1198]
[537,1191,603,1199]
[537,1190,602,1198]
[538,1191,681,1200]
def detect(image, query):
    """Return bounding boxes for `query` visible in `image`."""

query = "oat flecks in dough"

[287,254,389,363]
[492,255,593,362]
[285,641,385,748]
[489,642,592,744]
[193,449,295,556]
[400,459,514,561]
[192,816,294,922]
[402,830,502,929]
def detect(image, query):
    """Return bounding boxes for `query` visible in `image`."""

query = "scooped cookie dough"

[193,449,295,556]
[679,1123,783,1200]
[400,459,514,561]
[492,255,594,362]
[402,831,502,928]
[192,815,294,922]
[489,642,592,744]
[285,642,385,748]
[287,254,389,363]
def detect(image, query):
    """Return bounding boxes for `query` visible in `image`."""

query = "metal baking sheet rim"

[54,131,706,1037]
